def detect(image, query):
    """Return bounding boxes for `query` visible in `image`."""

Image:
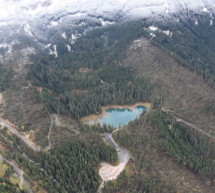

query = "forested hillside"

[4,133,117,193]
[28,14,215,121]
[1,20,155,193]
[0,178,25,193]
[0,64,13,91]
[1,15,215,193]
[147,110,215,176]
[151,14,215,87]
[102,110,215,192]
[28,21,152,119]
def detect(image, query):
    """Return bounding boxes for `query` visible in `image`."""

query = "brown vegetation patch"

[2,87,50,147]
[32,182,48,193]
[127,81,132,86]
[73,89,88,95]
[0,140,6,151]
[0,93,4,105]
[50,125,76,148]
[79,68,92,73]
[35,87,43,95]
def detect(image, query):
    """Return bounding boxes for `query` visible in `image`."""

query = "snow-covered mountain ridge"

[0,0,215,57]
[0,0,215,23]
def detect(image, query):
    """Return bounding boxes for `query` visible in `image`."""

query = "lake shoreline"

[81,102,151,124]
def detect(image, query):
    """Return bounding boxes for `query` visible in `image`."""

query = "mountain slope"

[0,0,214,58]
[0,1,215,193]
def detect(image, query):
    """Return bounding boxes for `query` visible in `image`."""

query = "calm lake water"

[97,106,147,128]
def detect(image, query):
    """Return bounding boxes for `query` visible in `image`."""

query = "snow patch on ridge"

[0,0,214,25]
[62,32,67,39]
[49,45,58,57]
[148,26,173,37]
[71,33,80,44]
[50,21,59,26]
[24,24,34,37]
[203,7,208,12]
[45,44,51,48]
[0,40,19,54]
[67,44,71,52]
[99,18,115,26]
[149,26,158,31]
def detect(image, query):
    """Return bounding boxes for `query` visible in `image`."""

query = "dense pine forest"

[28,21,152,119]
[0,178,25,193]
[4,133,117,193]
[0,64,13,91]
[27,15,215,121]
[147,110,215,176]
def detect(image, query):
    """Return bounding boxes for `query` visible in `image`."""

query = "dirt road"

[0,118,41,151]
[0,154,33,193]
[98,133,130,192]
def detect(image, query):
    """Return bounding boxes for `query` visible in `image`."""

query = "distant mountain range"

[0,0,214,22]
[0,0,214,57]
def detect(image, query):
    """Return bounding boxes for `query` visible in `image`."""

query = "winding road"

[98,132,130,192]
[0,118,41,152]
[0,114,76,152]
[0,113,130,193]
[98,108,215,192]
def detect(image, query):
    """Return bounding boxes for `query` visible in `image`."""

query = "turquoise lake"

[97,106,147,128]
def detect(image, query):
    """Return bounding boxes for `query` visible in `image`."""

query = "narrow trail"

[45,114,80,151]
[176,118,214,138]
[53,114,80,134]
[0,113,56,152]
[0,113,79,152]
[0,154,33,193]
[97,181,105,193]
[44,115,54,151]
[162,107,214,139]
